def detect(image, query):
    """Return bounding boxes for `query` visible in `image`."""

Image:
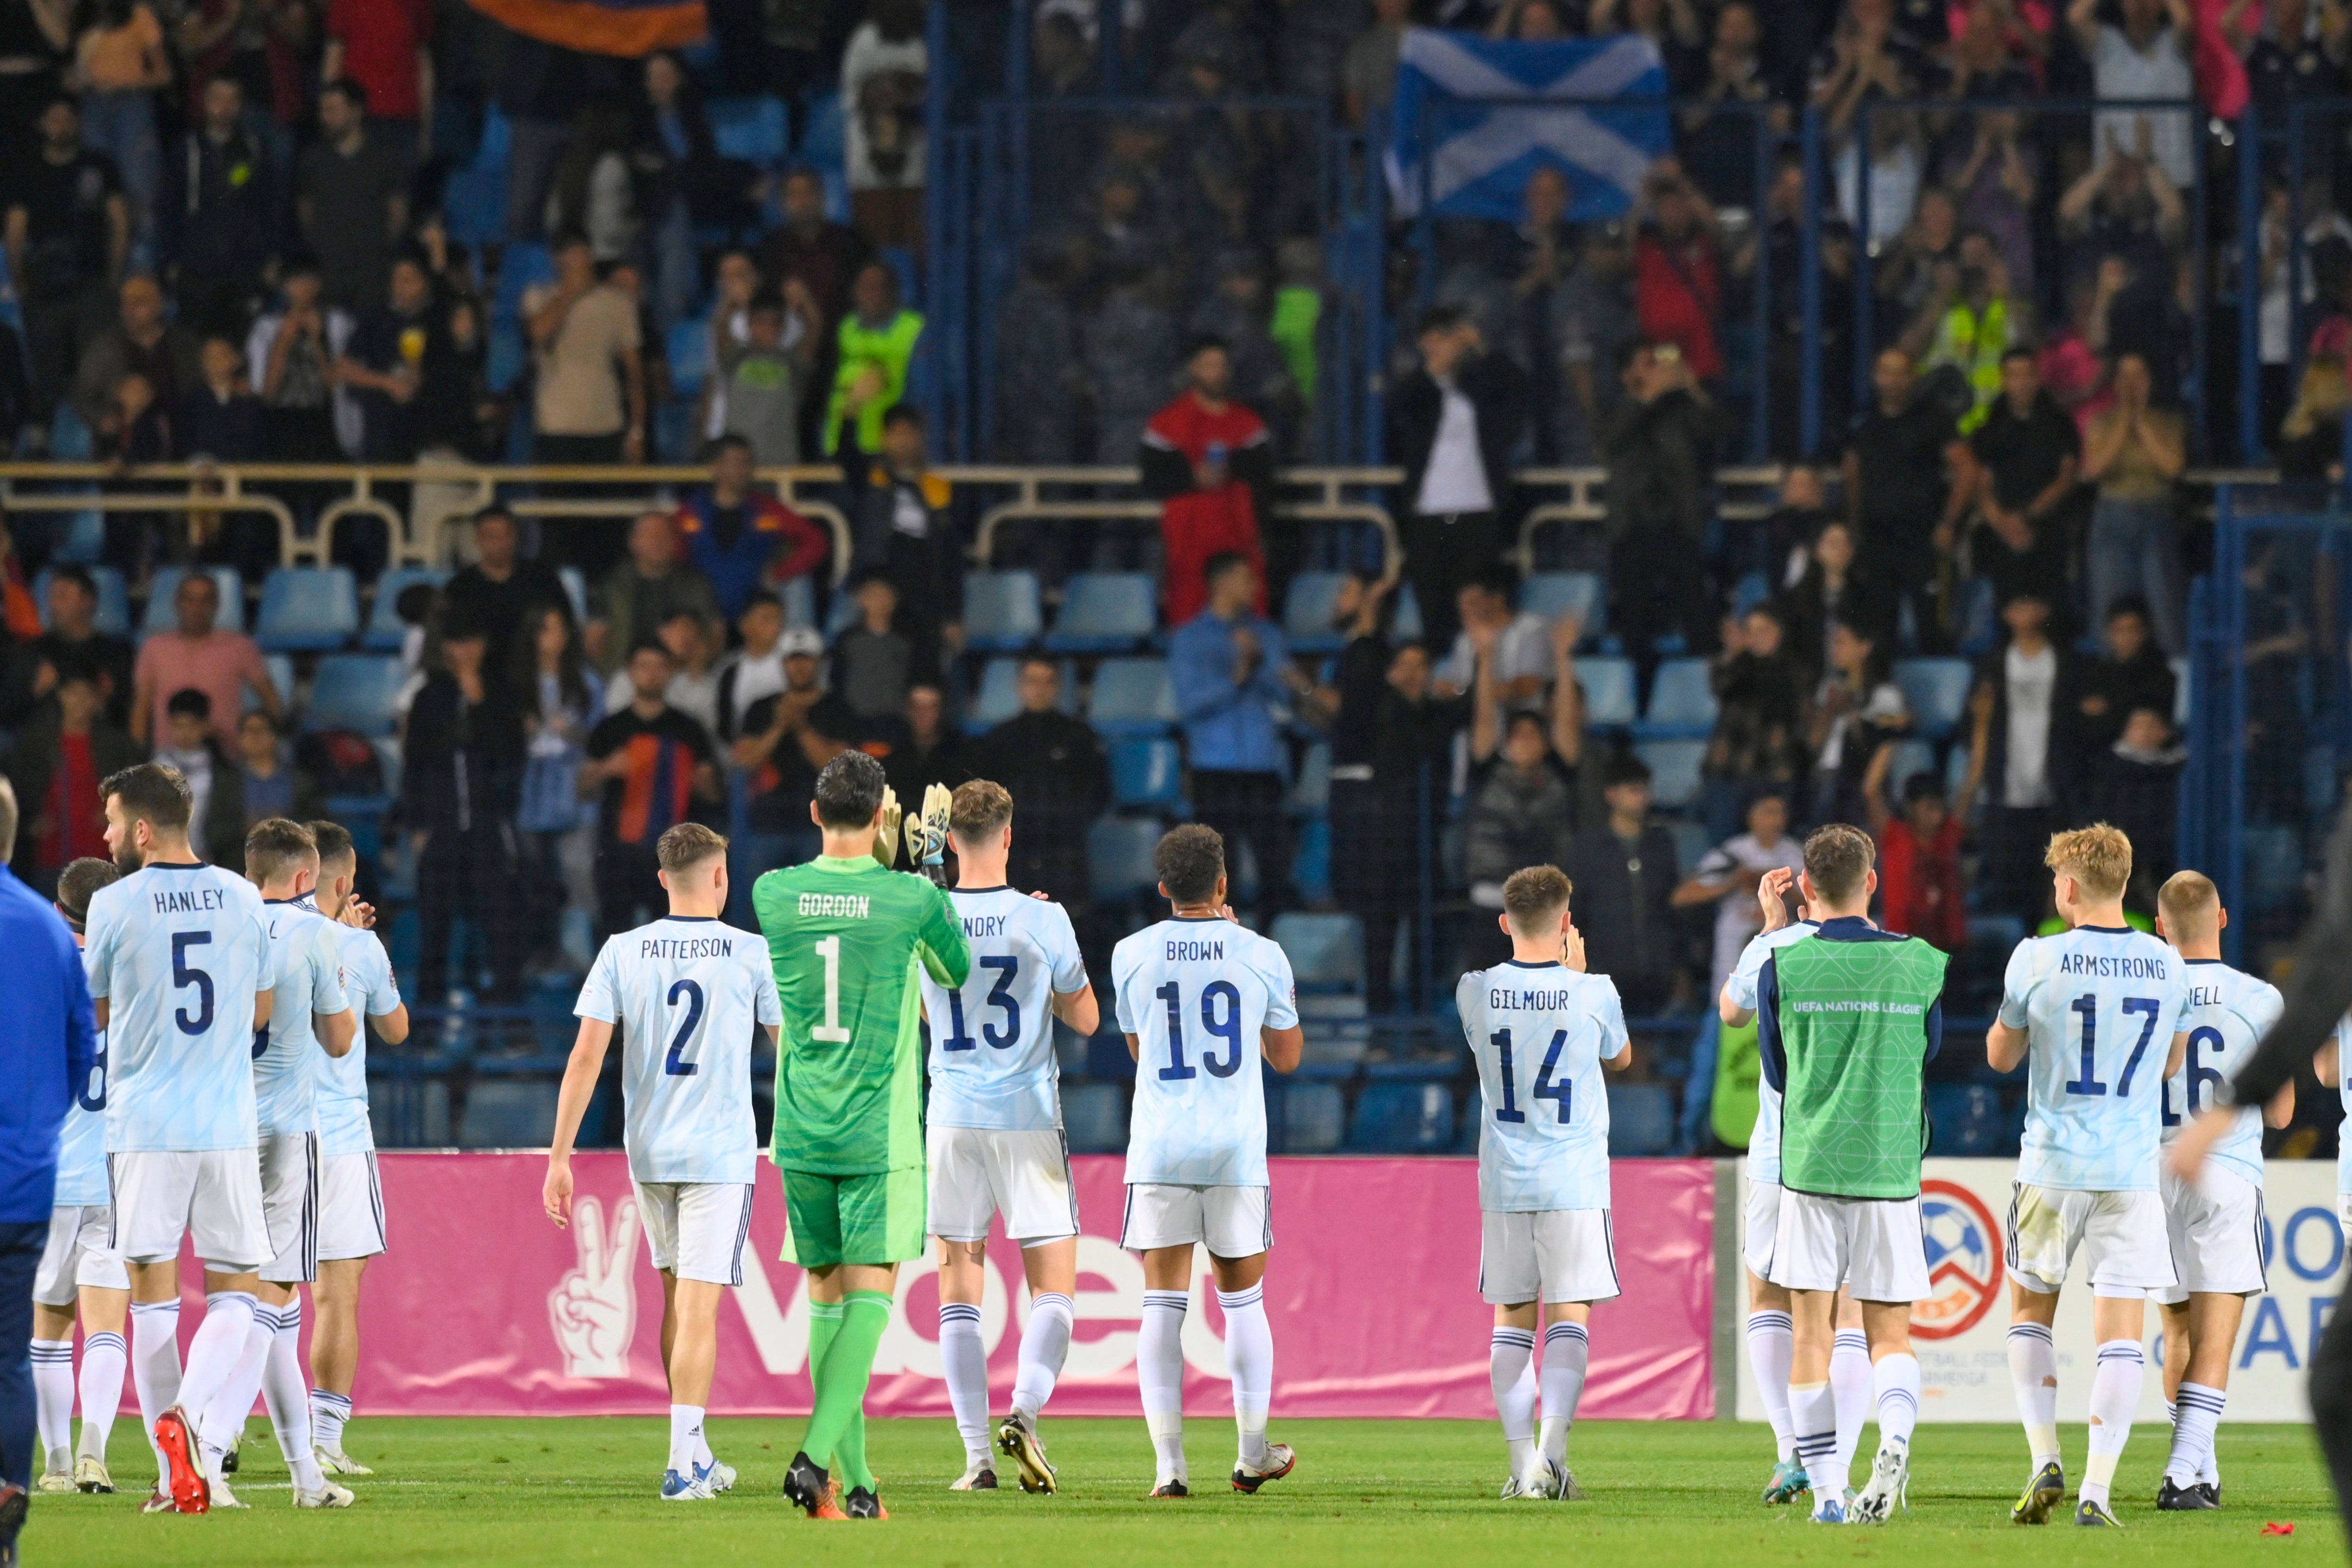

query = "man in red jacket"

[1139,335,1279,626]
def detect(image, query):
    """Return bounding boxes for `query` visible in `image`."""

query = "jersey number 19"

[1155,980,1243,1081]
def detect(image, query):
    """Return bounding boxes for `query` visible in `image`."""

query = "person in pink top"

[129,571,280,745]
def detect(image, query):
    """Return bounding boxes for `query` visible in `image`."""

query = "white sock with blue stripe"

[262,1299,324,1490]
[1790,1379,1843,1501]
[1219,1285,1274,1467]
[1872,1352,1919,1454]
[2007,1321,2061,1468]
[938,1301,991,1465]
[78,1330,126,1462]
[1013,1292,1074,1422]
[2165,1380,2225,1488]
[182,1291,265,1468]
[2082,1338,2145,1508]
[1490,1326,1537,1479]
[1745,1310,1796,1462]
[309,1388,352,1454]
[31,1340,74,1466]
[1829,1330,1871,1492]
[1537,1320,1589,1467]
[1139,1290,1189,1483]
[129,1301,182,1480]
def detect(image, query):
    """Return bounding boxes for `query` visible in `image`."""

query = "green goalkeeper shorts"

[781,1166,927,1268]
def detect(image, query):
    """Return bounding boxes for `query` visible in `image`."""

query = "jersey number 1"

[811,936,851,1043]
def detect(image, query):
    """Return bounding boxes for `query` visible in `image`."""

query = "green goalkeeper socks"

[803,1291,890,1490]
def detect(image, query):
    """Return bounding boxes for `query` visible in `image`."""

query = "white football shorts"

[2006,1182,2177,1296]
[1120,1183,1271,1257]
[632,1179,755,1286]
[1479,1208,1620,1306]
[258,1131,321,1285]
[34,1204,128,1305]
[1743,1176,1781,1279]
[2339,1194,2352,1255]
[927,1125,1080,1245]
[2152,1164,2268,1303]
[107,1150,270,1271]
[1765,1189,1932,1302]
[317,1151,387,1262]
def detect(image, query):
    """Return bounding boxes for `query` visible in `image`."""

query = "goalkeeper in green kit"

[755,751,969,1519]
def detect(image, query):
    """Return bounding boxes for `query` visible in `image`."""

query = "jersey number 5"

[2065,993,2162,1097]
[173,930,215,1037]
[665,979,706,1076]
[1490,1028,1572,1124]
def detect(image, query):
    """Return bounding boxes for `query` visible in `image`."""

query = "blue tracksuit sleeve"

[1757,956,1785,1093]
[1923,994,1944,1065]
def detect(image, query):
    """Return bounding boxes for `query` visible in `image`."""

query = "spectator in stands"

[178,334,262,464]
[1911,247,2028,432]
[881,681,970,802]
[230,708,318,828]
[321,0,432,166]
[2,653,138,885]
[1940,112,2037,304]
[759,167,872,425]
[2083,705,2184,899]
[2230,0,2348,126]
[844,404,960,644]
[1965,588,2082,918]
[1670,785,1802,1147]
[823,260,923,456]
[1567,751,1684,1015]
[1844,347,1958,649]
[1755,462,1830,588]
[672,435,828,621]
[297,79,409,312]
[1511,167,1634,466]
[1862,761,1966,952]
[73,0,167,270]
[72,274,198,445]
[443,506,569,680]
[1170,552,1313,926]
[514,600,598,966]
[1461,617,1602,972]
[720,290,815,467]
[0,1,68,173]
[335,249,437,462]
[176,0,308,132]
[152,687,243,860]
[1781,518,1893,684]
[967,655,1110,909]
[414,280,498,465]
[1324,573,1438,1010]
[1680,2,1775,209]
[2070,0,2196,191]
[715,590,788,743]
[1390,305,1529,652]
[541,101,643,266]
[2081,351,2186,656]
[1603,340,1717,670]
[2058,129,2186,276]
[1434,565,1550,706]
[403,614,525,1002]
[1080,256,1175,469]
[527,230,647,467]
[22,566,135,727]
[1704,602,1808,840]
[639,51,744,332]
[841,0,928,246]
[2075,594,2177,752]
[733,626,852,857]
[95,367,166,465]
[1949,346,2079,627]
[129,569,277,745]
[247,254,349,463]
[158,75,278,335]
[586,511,721,676]
[1343,0,1409,129]
[1805,619,1909,824]
[632,608,721,737]
[2277,316,2351,478]
[828,570,922,723]
[1632,163,1724,384]
[1733,153,1858,458]
[1141,334,1277,626]
[992,237,1079,465]
[582,639,721,938]
[7,96,127,422]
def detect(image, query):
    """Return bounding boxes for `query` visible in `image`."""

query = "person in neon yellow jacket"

[1920,249,2029,433]
[824,260,924,455]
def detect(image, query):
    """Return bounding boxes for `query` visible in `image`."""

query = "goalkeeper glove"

[912,783,954,888]
[873,785,902,869]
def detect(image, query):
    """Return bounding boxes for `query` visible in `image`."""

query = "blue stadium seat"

[304,655,406,736]
[493,242,553,326]
[1606,1084,1676,1155]
[35,566,129,637]
[1632,657,1717,739]
[1578,656,1637,728]
[2245,825,2305,913]
[143,566,244,635]
[486,323,527,394]
[1087,658,1176,736]
[256,568,361,651]
[1634,739,1707,809]
[1894,658,1974,739]
[1291,816,1332,905]
[1953,577,1998,655]
[780,575,817,629]
[1288,742,1331,815]
[459,1082,558,1148]
[1274,1081,1346,1153]
[1044,572,1157,652]
[965,656,1075,733]
[708,96,789,166]
[797,90,847,174]
[961,570,1043,650]
[1928,1084,2010,1157]
[1392,581,1424,642]
[1109,737,1183,809]
[256,654,292,711]
[1061,1083,1128,1153]
[1282,570,1350,654]
[1731,571,1772,621]
[365,568,446,650]
[1087,816,1163,903]
[1454,1087,1484,1152]
[1346,1082,1454,1153]
[1271,912,1364,991]
[1520,571,1605,633]
[668,319,709,398]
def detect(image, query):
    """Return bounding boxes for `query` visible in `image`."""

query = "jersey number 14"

[1491,1028,1572,1124]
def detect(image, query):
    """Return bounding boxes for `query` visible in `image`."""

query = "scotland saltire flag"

[1385,29,1671,221]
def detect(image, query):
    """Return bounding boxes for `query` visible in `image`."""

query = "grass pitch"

[25,1416,2339,1566]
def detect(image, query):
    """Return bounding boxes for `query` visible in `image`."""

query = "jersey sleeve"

[752,952,784,1028]
[1256,939,1299,1031]
[1455,970,1481,1045]
[916,880,973,988]
[249,898,279,990]
[1113,945,1140,1035]
[1724,935,1768,1012]
[309,925,348,1015]
[1593,977,1631,1060]
[82,892,118,1001]
[1044,904,1088,994]
[2246,982,2286,1042]
[357,933,403,1016]
[574,940,621,1023]
[2164,956,2193,1035]
[1997,938,2038,1029]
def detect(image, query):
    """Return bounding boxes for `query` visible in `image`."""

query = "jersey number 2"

[664,979,706,1076]
[811,936,851,1043]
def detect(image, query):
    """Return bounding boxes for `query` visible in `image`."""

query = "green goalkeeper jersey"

[754,854,972,1175]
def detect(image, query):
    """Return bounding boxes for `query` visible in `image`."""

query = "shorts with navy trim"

[317,1151,387,1262]
[1766,1189,1931,1302]
[2152,1164,2267,1303]
[634,1179,756,1286]
[1479,1208,1619,1305]
[258,1132,321,1284]
[2006,1182,2176,1296]
[1120,1183,1270,1257]
[927,1125,1080,1244]
[35,1205,127,1305]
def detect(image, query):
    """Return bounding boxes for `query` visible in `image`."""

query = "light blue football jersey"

[253,899,351,1138]
[315,918,401,1158]
[1458,961,1628,1212]
[2000,924,2191,1192]
[52,1029,109,1209]
[575,916,782,1185]
[84,862,275,1153]
[923,887,1089,1132]
[2159,960,2282,1189]
[1723,920,1819,1187]
[2336,1015,2352,1196]
[1113,918,1298,1187]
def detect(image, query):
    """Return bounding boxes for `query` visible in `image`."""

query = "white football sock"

[1745,1309,1796,1462]
[938,1302,991,1464]
[696,1422,714,1468]
[1872,1353,1920,1454]
[669,1404,705,1477]
[198,1302,273,1472]
[1012,1291,1074,1421]
[1218,1285,1274,1467]
[1790,1379,1843,1498]
[129,1301,182,1479]
[31,1339,74,1467]
[1139,1290,1189,1482]
[1538,1320,1589,1467]
[262,1299,324,1490]
[1829,1329,1870,1489]
[310,1388,351,1453]
[2081,1338,2144,1508]
[77,1330,126,1461]
[2166,1382,2224,1487]
[2007,1321,2061,1467]
[1490,1326,1537,1479]
[177,1291,259,1450]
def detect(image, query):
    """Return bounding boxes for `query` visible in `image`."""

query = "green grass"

[25,1417,2340,1566]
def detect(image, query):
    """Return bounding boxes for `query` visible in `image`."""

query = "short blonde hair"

[1803,823,1876,905]
[244,818,317,887]
[2158,869,2221,938]
[950,779,1014,843]
[1502,865,1573,934]
[2047,823,2133,901]
[656,821,729,873]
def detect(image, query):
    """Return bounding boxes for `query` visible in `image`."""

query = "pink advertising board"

[164,1153,1717,1420]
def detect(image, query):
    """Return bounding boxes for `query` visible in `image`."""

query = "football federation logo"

[1913,1179,2003,1339]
